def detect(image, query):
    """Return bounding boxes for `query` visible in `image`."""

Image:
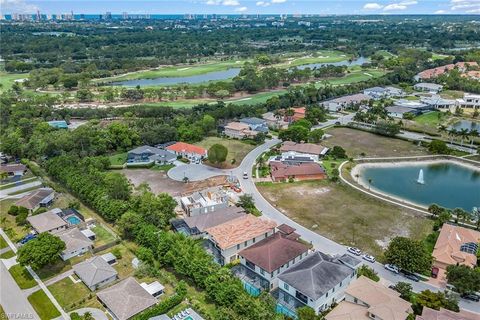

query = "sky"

[1,0,479,15]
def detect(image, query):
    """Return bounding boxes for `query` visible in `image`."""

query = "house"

[140,281,165,297]
[97,277,157,320]
[325,276,412,320]
[166,142,207,161]
[322,94,371,112]
[262,112,289,130]
[57,227,94,260]
[204,214,277,265]
[432,224,480,271]
[224,122,259,139]
[47,120,68,129]
[81,228,96,241]
[180,188,229,216]
[27,208,68,234]
[385,106,420,119]
[0,164,27,176]
[363,87,405,100]
[456,93,480,110]
[280,141,329,158]
[171,206,246,237]
[15,188,55,213]
[270,161,327,182]
[416,307,479,320]
[286,107,306,122]
[240,117,269,133]
[413,83,443,94]
[393,99,431,112]
[127,145,176,165]
[236,232,310,291]
[421,96,456,112]
[73,256,118,291]
[276,251,360,315]
[415,61,478,80]
[270,152,318,165]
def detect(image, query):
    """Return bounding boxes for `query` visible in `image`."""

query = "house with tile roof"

[416,307,479,320]
[235,231,310,291]
[432,224,480,271]
[96,277,157,320]
[204,214,277,265]
[262,112,289,130]
[325,276,412,320]
[27,208,68,234]
[223,122,259,139]
[270,161,327,182]
[57,227,94,261]
[279,141,329,157]
[166,142,207,161]
[240,117,269,133]
[15,188,54,213]
[73,256,118,291]
[276,251,360,315]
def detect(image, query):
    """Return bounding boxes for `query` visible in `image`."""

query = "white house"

[413,83,443,94]
[73,256,118,291]
[277,252,360,315]
[57,227,93,261]
[456,93,480,110]
[180,188,229,217]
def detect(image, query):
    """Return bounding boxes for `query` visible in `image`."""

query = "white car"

[243,171,248,179]
[362,254,375,263]
[384,264,399,274]
[347,247,362,256]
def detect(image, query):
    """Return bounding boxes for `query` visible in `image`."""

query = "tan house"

[326,276,412,320]
[432,224,480,270]
[416,307,479,320]
[262,112,289,130]
[224,122,259,139]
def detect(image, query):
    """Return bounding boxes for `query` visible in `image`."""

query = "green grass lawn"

[195,137,256,169]
[414,111,443,126]
[138,98,216,108]
[0,304,7,320]
[98,59,246,82]
[227,90,287,106]
[0,250,15,259]
[9,265,37,289]
[28,290,61,320]
[275,50,351,68]
[108,152,127,166]
[0,236,8,249]
[257,180,433,259]
[48,278,93,312]
[0,199,29,242]
[0,72,27,92]
[91,224,116,246]
[316,69,386,87]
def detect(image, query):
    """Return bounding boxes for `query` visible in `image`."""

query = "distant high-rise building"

[105,12,112,20]
[36,10,41,21]
[122,12,128,20]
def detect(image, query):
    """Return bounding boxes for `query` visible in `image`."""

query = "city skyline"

[1,0,480,15]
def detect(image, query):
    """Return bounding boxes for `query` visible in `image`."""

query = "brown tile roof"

[225,122,250,131]
[418,62,478,79]
[280,141,327,155]
[205,215,277,250]
[416,307,479,320]
[330,276,412,320]
[96,277,157,320]
[15,188,54,210]
[433,224,480,268]
[277,223,296,235]
[238,233,309,273]
[270,161,325,180]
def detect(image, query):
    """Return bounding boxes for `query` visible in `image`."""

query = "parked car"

[19,233,36,244]
[431,267,439,278]
[388,284,397,291]
[347,247,362,256]
[402,271,419,282]
[362,254,375,263]
[384,264,399,274]
[243,172,248,179]
[461,293,480,302]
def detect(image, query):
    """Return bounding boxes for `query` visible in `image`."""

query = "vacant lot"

[48,278,94,312]
[122,169,229,196]
[323,127,429,158]
[195,137,256,168]
[257,180,433,258]
[0,199,29,242]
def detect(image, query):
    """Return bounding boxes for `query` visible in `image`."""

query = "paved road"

[0,180,41,199]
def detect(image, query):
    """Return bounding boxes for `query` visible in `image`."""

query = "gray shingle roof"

[73,256,117,288]
[57,227,93,253]
[96,277,157,320]
[278,252,356,301]
[240,117,266,125]
[26,208,67,233]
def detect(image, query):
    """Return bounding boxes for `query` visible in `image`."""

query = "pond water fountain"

[416,169,425,185]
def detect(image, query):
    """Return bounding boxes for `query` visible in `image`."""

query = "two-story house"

[204,214,277,265]
[236,232,310,291]
[277,252,360,316]
[180,188,229,217]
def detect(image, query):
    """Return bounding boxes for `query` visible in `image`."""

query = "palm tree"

[437,124,447,136]
[368,178,373,190]
[448,128,457,144]
[469,129,478,150]
[458,128,469,147]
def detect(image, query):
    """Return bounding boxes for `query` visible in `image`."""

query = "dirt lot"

[195,137,256,169]
[121,169,230,196]
[323,127,430,158]
[257,180,433,259]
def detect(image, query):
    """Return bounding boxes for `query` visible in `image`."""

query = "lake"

[358,161,480,211]
[108,68,242,87]
[297,56,369,70]
[449,120,480,133]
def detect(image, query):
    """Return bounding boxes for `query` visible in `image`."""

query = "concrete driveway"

[167,163,230,182]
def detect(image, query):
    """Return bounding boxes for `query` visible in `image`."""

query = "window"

[284,283,289,291]
[326,292,329,298]
[237,244,240,250]
[295,291,308,304]
[260,269,265,275]
[244,241,248,247]
[340,281,342,287]
[354,298,358,304]
[253,237,256,243]
[264,232,268,238]
[246,260,255,270]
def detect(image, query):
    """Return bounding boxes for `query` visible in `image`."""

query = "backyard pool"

[66,215,82,225]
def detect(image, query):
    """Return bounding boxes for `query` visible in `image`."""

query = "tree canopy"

[17,233,66,270]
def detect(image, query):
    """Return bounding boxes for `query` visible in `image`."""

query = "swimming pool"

[66,215,81,225]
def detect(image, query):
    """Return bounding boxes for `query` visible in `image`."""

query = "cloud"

[466,8,480,12]
[256,1,270,7]
[235,6,248,11]
[449,0,480,11]
[399,0,418,5]
[363,3,384,9]
[0,0,39,13]
[434,9,448,13]
[383,3,408,10]
[271,0,287,3]
[206,0,240,5]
